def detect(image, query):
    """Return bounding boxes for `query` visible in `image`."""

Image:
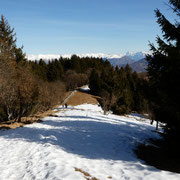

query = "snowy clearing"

[0,103,180,180]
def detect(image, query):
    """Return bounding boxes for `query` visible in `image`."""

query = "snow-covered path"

[0,104,180,180]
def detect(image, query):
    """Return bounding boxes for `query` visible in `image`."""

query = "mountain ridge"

[27,52,148,72]
[27,51,148,61]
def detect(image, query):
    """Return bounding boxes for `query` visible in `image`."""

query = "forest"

[0,14,149,123]
[0,0,180,172]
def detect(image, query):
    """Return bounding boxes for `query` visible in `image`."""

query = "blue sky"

[0,0,174,54]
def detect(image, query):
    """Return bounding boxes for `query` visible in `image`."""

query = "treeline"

[28,55,106,91]
[0,14,149,123]
[29,57,150,115]
[89,62,149,115]
[0,15,65,122]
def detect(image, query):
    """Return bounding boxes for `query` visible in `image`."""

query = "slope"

[0,86,180,180]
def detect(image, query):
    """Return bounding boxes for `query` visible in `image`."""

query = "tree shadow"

[96,114,153,130]
[1,115,157,164]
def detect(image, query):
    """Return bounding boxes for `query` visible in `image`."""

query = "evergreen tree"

[147,0,180,144]
[14,47,26,63]
[47,61,58,81]
[0,15,16,57]
[89,69,102,95]
[0,15,26,64]
[38,59,48,80]
[71,55,81,73]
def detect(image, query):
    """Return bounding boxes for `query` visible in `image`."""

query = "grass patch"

[0,109,58,130]
[74,167,99,180]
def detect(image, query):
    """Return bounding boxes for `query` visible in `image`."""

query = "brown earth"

[74,167,99,180]
[65,90,99,106]
[0,108,60,130]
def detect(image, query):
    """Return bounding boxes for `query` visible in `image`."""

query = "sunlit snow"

[26,51,148,61]
[0,104,179,180]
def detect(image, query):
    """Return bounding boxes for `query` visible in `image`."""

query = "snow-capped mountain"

[27,53,123,61]
[27,52,148,72]
[27,51,147,61]
[125,51,147,61]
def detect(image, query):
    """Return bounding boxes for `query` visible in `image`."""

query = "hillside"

[108,56,134,66]
[27,52,147,72]
[0,86,180,180]
[115,58,148,72]
[129,58,148,72]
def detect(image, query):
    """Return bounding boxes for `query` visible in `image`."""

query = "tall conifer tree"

[0,15,26,64]
[147,0,180,142]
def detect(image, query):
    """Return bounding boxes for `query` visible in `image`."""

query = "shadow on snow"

[1,114,156,164]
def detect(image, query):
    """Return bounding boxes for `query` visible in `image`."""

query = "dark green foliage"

[47,61,59,81]
[29,55,108,91]
[89,63,149,115]
[147,0,180,146]
[0,16,66,122]
[0,15,26,63]
[0,15,16,56]
[0,14,150,123]
[89,69,102,95]
[14,47,26,63]
[28,53,148,116]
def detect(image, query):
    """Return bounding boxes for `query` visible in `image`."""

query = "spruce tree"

[0,15,26,63]
[147,0,180,145]
[89,69,102,95]
[0,15,16,56]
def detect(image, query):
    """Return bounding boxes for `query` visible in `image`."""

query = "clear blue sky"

[0,0,175,54]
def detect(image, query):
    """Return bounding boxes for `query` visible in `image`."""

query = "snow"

[78,85,90,91]
[0,103,180,180]
[26,53,124,61]
[26,52,149,61]
[125,51,148,61]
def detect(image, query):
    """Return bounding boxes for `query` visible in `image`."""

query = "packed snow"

[0,103,180,180]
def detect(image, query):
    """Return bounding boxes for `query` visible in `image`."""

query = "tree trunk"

[156,121,159,131]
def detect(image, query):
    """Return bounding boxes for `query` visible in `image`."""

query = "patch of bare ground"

[74,168,99,180]
[0,108,59,130]
[65,91,99,106]
[0,91,72,130]
[0,87,100,130]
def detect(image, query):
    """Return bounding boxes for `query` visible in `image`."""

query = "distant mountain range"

[108,56,134,66]
[108,56,148,72]
[117,58,148,72]
[129,58,148,72]
[27,51,148,72]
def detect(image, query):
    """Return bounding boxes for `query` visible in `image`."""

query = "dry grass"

[0,108,59,130]
[0,90,70,130]
[74,168,99,180]
[0,88,100,130]
[66,91,99,106]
